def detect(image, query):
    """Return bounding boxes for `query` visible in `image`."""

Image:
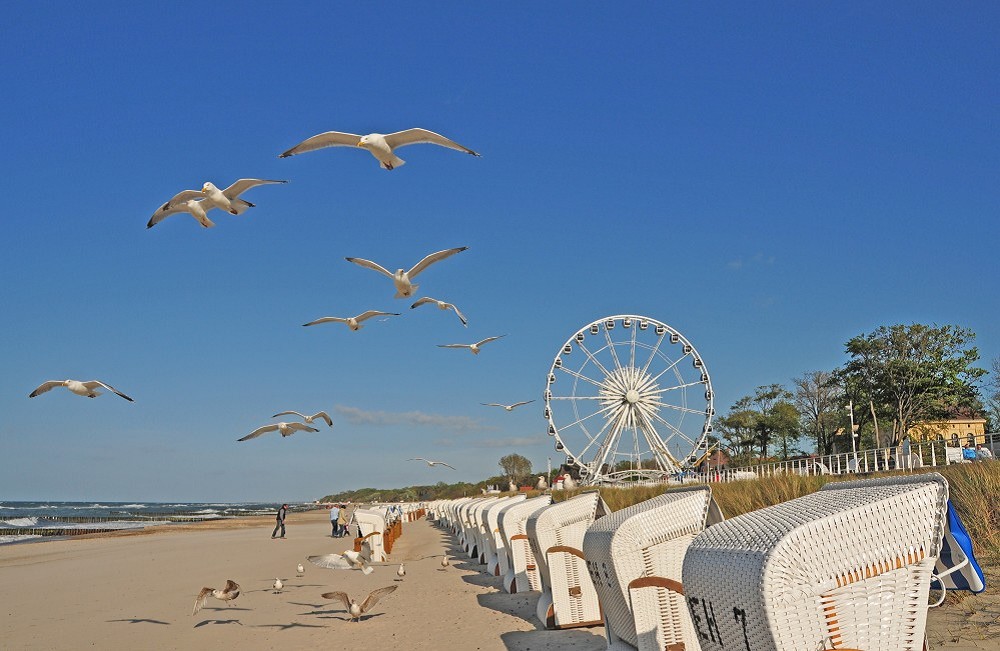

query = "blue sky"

[1,4,997,501]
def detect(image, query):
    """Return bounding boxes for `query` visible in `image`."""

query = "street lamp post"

[847,400,858,471]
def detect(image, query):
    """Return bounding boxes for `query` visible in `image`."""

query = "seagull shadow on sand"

[255,622,328,630]
[107,618,171,625]
[194,618,243,628]
[311,612,387,623]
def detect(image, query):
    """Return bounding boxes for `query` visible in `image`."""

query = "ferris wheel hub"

[625,389,640,404]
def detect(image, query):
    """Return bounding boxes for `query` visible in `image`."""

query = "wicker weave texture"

[500,495,552,593]
[526,491,608,628]
[681,474,948,651]
[353,509,388,561]
[584,486,717,650]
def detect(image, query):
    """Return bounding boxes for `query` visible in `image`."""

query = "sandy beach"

[1,510,997,650]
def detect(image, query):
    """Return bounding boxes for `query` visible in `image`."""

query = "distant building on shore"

[908,414,987,447]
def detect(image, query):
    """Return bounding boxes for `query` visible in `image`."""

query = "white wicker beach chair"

[456,497,485,554]
[485,495,526,574]
[469,497,502,561]
[499,495,552,593]
[583,485,725,651]
[353,508,388,562]
[526,491,609,629]
[681,473,949,651]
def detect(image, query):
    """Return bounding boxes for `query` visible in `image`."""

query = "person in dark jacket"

[271,503,288,539]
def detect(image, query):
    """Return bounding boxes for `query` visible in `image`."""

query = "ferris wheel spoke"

[638,326,667,376]
[557,402,618,430]
[647,399,708,416]
[635,412,681,471]
[647,409,699,448]
[594,409,629,475]
[574,410,618,465]
[549,395,609,400]
[643,353,690,388]
[555,365,605,389]
[647,379,706,394]
[603,327,625,372]
[629,323,638,369]
[575,341,615,380]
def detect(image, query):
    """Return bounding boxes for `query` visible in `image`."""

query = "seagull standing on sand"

[321,586,398,622]
[408,458,456,470]
[437,335,506,355]
[346,247,468,299]
[273,578,283,593]
[482,400,535,411]
[410,297,468,326]
[272,411,333,428]
[302,311,400,331]
[308,549,374,575]
[192,580,240,615]
[148,179,287,229]
[440,554,450,570]
[296,563,305,577]
[396,564,405,581]
[29,379,134,402]
[280,128,479,170]
[238,422,319,442]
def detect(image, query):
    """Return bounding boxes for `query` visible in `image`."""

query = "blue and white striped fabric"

[934,500,986,593]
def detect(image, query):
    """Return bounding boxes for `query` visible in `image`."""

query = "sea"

[0,501,293,545]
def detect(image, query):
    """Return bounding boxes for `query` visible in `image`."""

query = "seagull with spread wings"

[308,549,375,575]
[346,247,468,299]
[410,297,468,326]
[280,128,479,170]
[29,379,134,402]
[408,458,456,470]
[148,179,286,229]
[437,335,505,355]
[271,410,333,427]
[238,421,319,442]
[302,310,400,331]
[192,580,240,615]
[482,400,535,411]
[321,586,398,622]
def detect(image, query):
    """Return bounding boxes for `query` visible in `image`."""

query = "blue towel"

[934,500,986,593]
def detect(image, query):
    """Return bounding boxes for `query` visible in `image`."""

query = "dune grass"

[546,462,1000,565]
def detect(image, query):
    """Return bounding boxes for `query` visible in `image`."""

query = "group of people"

[329,503,350,537]
[963,442,995,462]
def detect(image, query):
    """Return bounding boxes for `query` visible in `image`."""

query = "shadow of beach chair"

[526,491,609,629]
[499,495,552,594]
[681,473,951,651]
[583,485,725,651]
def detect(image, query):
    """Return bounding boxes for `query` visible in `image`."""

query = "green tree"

[792,371,844,455]
[837,324,986,447]
[717,385,800,462]
[498,453,533,484]
[716,408,758,464]
[986,357,1000,433]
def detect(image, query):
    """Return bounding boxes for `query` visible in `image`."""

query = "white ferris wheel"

[544,315,715,484]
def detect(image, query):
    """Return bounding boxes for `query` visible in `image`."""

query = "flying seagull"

[272,578,283,594]
[280,128,479,170]
[148,179,286,229]
[302,311,400,331]
[238,421,319,442]
[270,411,332,428]
[308,550,375,575]
[321,586,397,622]
[482,400,535,411]
[346,247,468,299]
[410,297,468,326]
[408,458,456,470]
[437,335,505,355]
[29,379,134,402]
[192,580,240,615]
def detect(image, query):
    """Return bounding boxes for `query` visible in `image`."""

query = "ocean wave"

[191,509,220,515]
[119,504,148,509]
[2,517,40,527]
[0,505,57,510]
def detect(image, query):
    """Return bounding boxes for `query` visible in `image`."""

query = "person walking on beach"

[272,503,288,539]
[337,504,348,537]
[329,503,340,537]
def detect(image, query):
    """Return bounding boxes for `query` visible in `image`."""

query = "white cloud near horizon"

[334,405,496,433]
